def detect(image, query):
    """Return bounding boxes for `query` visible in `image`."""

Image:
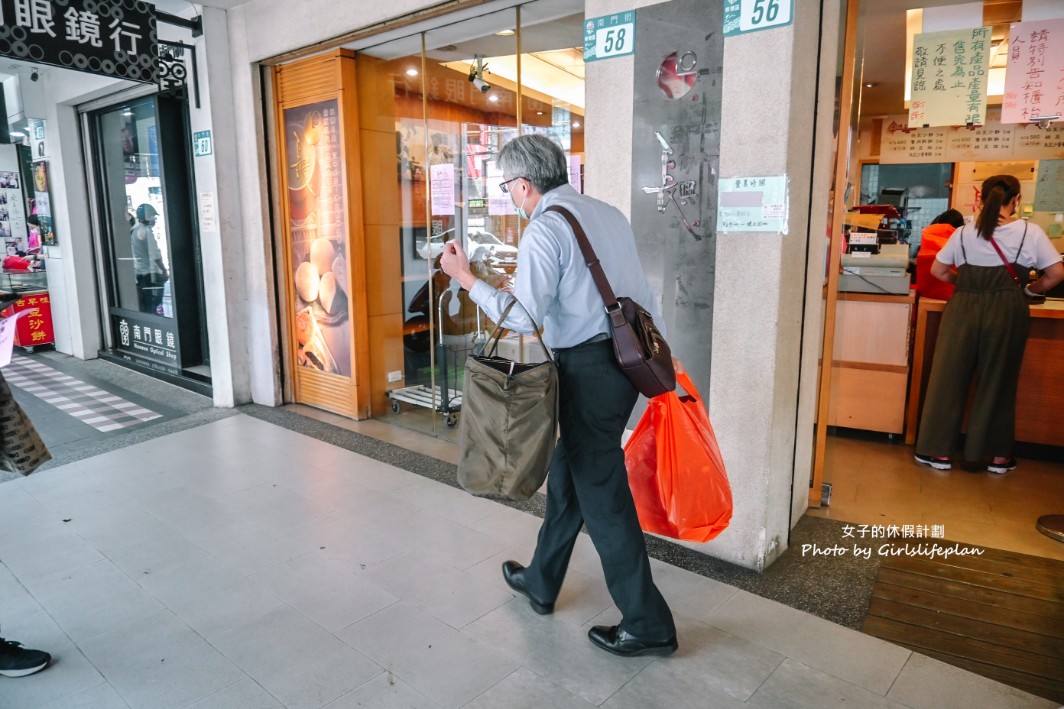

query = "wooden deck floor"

[863,540,1064,704]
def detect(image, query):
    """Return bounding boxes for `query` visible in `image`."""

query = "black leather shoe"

[588,625,678,657]
[501,561,554,615]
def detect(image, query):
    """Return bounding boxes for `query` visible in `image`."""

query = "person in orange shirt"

[915,209,965,301]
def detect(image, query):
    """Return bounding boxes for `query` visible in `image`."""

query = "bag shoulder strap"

[988,234,1022,286]
[544,205,620,311]
[484,296,553,363]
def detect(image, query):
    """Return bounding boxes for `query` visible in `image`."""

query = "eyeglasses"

[499,176,526,194]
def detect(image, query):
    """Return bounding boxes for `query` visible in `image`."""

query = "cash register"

[839,236,911,295]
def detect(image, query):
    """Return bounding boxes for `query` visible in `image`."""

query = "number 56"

[751,0,780,24]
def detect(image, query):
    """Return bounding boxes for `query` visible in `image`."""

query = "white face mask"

[510,180,529,220]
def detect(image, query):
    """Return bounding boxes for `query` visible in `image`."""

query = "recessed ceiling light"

[864,82,876,88]
[496,29,515,36]
[406,68,419,77]
[536,111,543,115]
[572,121,581,128]
[488,95,499,102]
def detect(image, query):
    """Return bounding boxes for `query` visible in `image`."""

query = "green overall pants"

[915,263,1029,461]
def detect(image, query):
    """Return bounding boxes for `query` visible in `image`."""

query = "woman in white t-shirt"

[915,175,1064,474]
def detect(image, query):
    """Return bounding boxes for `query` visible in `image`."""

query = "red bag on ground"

[624,367,732,542]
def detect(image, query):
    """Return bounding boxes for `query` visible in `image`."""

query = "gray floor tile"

[0,518,104,581]
[650,615,785,701]
[705,590,910,695]
[463,667,597,709]
[221,483,335,529]
[601,660,749,709]
[136,486,249,534]
[648,558,738,621]
[279,512,409,567]
[388,478,502,526]
[370,512,509,571]
[182,678,284,708]
[323,673,442,709]
[33,681,131,709]
[78,610,246,709]
[886,653,1059,709]
[209,605,383,709]
[24,559,164,643]
[190,518,323,576]
[746,658,912,708]
[248,554,399,632]
[134,554,285,638]
[0,483,54,531]
[463,601,652,705]
[338,602,518,709]
[466,505,545,541]
[358,551,513,629]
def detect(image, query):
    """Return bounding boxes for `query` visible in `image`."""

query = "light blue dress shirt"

[468,184,663,350]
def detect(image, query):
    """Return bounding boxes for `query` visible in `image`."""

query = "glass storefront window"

[314,4,584,438]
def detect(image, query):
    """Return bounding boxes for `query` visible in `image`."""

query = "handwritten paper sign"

[430,164,455,216]
[1002,19,1064,125]
[1034,160,1064,213]
[0,309,35,368]
[909,27,991,128]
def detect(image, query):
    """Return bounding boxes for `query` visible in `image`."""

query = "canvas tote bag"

[458,298,558,500]
[0,371,51,476]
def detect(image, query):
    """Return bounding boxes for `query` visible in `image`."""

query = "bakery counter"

[905,297,1064,447]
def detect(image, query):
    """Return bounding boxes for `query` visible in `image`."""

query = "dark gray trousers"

[522,339,675,642]
[916,265,1030,461]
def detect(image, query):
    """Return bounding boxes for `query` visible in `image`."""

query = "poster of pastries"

[284,99,351,377]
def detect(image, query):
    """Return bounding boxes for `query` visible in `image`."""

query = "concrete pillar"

[190,7,254,407]
[587,0,834,570]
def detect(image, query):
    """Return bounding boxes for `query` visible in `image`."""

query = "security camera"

[468,54,490,94]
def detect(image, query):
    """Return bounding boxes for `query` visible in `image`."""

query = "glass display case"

[1,269,54,351]
[0,269,48,295]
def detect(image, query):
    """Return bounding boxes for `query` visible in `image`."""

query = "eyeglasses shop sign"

[0,0,157,84]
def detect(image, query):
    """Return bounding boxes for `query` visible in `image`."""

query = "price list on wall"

[881,109,1064,163]
[880,119,948,163]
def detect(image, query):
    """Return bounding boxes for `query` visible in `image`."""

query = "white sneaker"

[988,457,1017,474]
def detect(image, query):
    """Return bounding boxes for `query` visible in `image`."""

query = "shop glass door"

[352,4,583,440]
[90,94,210,387]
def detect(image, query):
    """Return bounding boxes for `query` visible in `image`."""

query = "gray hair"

[497,134,569,194]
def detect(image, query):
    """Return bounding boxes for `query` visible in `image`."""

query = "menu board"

[284,100,351,378]
[909,27,991,128]
[1034,160,1064,212]
[880,119,948,163]
[881,109,1064,163]
[1002,19,1064,125]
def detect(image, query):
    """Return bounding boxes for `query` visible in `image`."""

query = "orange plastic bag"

[624,367,732,542]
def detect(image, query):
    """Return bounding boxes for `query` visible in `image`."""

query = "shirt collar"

[529,184,578,220]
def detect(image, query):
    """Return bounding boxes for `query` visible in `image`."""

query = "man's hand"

[440,239,478,291]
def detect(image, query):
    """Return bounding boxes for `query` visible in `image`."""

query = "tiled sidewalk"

[0,415,1054,708]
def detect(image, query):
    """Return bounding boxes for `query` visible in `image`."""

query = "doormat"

[862,539,1064,704]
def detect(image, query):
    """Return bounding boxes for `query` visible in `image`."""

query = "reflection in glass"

[353,5,583,438]
[99,99,172,317]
